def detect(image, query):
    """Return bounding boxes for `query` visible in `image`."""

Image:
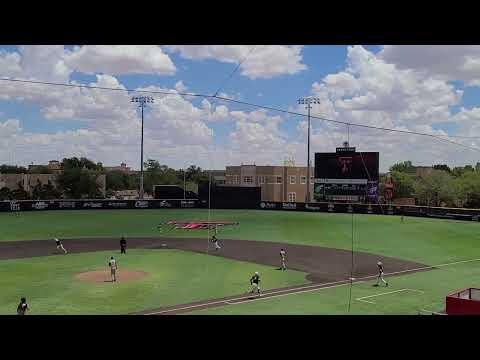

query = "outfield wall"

[1,199,479,222]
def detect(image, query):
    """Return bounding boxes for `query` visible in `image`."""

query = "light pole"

[131,95,154,199]
[298,96,320,203]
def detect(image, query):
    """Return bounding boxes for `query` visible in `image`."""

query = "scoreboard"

[314,146,379,203]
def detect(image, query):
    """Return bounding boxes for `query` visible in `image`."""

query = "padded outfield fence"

[1,199,480,222]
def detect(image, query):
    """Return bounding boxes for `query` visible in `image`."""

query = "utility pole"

[298,96,320,203]
[131,96,154,199]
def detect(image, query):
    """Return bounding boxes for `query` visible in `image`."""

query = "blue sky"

[0,45,479,171]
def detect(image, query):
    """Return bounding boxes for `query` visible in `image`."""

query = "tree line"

[0,157,210,200]
[384,161,480,208]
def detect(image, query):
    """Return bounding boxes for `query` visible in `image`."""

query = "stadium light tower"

[298,96,320,203]
[131,95,154,199]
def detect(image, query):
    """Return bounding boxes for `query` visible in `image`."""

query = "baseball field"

[1,208,479,315]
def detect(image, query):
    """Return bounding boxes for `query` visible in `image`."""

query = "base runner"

[109,256,118,282]
[375,260,388,287]
[249,271,261,296]
[54,238,67,254]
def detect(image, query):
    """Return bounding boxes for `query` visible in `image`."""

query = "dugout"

[445,288,480,315]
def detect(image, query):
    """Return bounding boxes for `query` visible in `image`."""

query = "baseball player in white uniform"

[280,249,287,271]
[108,256,118,282]
[375,260,388,287]
[54,238,67,254]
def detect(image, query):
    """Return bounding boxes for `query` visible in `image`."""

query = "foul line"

[143,257,480,315]
[356,288,424,304]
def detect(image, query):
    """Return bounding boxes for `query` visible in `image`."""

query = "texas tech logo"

[338,157,353,175]
[10,201,20,211]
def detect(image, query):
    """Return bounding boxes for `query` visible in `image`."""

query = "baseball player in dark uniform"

[375,260,388,287]
[280,249,287,271]
[54,238,67,254]
[120,236,127,254]
[17,297,29,315]
[249,271,261,296]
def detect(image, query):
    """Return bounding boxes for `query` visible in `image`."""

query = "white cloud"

[379,45,480,86]
[307,45,478,171]
[165,45,307,79]
[64,45,176,76]
[174,80,188,92]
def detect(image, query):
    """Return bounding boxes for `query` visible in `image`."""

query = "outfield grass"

[1,209,479,265]
[0,249,307,315]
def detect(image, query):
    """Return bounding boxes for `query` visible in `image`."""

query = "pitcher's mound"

[75,270,148,283]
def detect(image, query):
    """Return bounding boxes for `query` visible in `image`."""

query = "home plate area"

[356,288,425,304]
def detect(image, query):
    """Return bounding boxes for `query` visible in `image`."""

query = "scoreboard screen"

[314,148,379,202]
[314,151,379,181]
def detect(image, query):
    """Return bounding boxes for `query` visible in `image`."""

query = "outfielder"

[54,238,67,254]
[280,248,287,271]
[375,260,388,287]
[249,271,261,296]
[108,256,118,282]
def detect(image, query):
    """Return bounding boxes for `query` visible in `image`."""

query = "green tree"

[390,171,415,198]
[0,165,28,174]
[28,165,52,174]
[433,164,451,173]
[31,180,61,200]
[106,171,137,191]
[389,161,415,174]
[455,171,480,208]
[57,168,101,199]
[0,187,10,200]
[413,170,457,206]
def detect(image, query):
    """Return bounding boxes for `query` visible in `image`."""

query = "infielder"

[211,234,221,251]
[17,297,29,315]
[375,260,388,287]
[120,236,127,254]
[280,248,287,271]
[249,271,261,296]
[109,256,118,282]
[54,238,67,254]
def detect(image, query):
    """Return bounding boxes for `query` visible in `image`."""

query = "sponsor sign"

[107,202,128,208]
[159,200,172,208]
[387,205,394,215]
[328,203,334,212]
[83,202,103,208]
[260,202,276,209]
[282,202,296,210]
[58,201,75,209]
[367,205,373,214]
[181,200,195,208]
[305,204,320,211]
[134,201,149,208]
[347,204,353,213]
[32,201,49,210]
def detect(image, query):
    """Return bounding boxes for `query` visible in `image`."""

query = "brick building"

[225,164,314,202]
[104,162,132,173]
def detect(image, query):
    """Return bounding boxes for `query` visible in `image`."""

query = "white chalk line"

[143,257,480,315]
[356,288,424,304]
